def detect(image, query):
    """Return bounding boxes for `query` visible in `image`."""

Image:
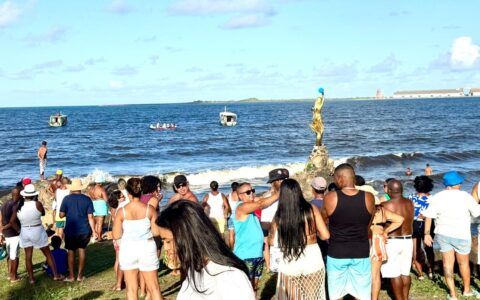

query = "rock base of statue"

[293,145,335,200]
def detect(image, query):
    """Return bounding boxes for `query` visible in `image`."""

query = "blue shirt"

[409,194,430,220]
[233,210,264,260]
[60,194,94,236]
[311,198,324,210]
[47,248,68,275]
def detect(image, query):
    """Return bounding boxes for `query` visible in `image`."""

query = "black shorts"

[412,220,424,239]
[65,233,91,251]
[261,222,271,237]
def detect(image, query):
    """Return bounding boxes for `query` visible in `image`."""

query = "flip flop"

[63,277,75,282]
[54,275,65,281]
[10,278,21,283]
[111,285,122,291]
[29,279,35,284]
[77,276,86,282]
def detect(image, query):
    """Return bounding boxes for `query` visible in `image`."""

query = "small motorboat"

[49,113,67,127]
[219,106,237,126]
[150,123,178,131]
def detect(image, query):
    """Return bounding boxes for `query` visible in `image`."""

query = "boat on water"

[219,106,237,126]
[150,123,178,131]
[49,113,67,127]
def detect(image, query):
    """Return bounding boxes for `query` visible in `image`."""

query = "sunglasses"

[240,188,256,195]
[175,182,187,189]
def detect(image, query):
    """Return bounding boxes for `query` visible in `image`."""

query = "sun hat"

[443,171,464,187]
[22,177,32,185]
[173,175,188,187]
[66,178,87,191]
[20,184,39,197]
[311,177,327,190]
[56,169,63,175]
[94,174,105,183]
[267,168,290,183]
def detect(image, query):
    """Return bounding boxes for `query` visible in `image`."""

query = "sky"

[0,0,479,107]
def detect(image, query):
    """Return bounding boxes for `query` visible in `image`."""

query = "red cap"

[22,177,32,185]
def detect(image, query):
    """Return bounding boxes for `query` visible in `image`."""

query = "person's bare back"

[383,181,414,237]
[90,184,107,201]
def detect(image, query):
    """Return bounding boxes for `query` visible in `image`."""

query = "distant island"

[190,96,376,104]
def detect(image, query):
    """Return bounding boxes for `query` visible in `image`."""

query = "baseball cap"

[56,169,63,175]
[267,168,289,183]
[173,175,188,187]
[311,177,327,190]
[22,177,32,185]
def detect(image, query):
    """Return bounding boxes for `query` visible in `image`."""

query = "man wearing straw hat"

[59,178,96,282]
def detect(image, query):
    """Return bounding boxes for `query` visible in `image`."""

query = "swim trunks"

[93,200,108,217]
[243,257,265,281]
[327,256,371,300]
[381,237,413,278]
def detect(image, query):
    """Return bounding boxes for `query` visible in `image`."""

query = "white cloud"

[0,1,21,28]
[368,54,400,73]
[107,0,133,14]
[26,26,68,45]
[112,66,138,76]
[450,36,479,69]
[170,0,274,15]
[109,80,125,89]
[222,14,268,29]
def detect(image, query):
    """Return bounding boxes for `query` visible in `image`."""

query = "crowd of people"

[2,162,480,300]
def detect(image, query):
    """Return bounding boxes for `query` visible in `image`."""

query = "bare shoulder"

[188,192,199,202]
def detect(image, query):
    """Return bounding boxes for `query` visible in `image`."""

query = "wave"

[81,162,306,188]
[163,162,306,187]
[341,150,480,169]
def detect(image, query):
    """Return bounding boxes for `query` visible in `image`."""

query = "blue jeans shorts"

[434,233,471,255]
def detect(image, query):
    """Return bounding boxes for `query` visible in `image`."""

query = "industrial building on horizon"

[375,88,480,99]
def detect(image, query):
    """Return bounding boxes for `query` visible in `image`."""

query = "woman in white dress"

[269,179,330,300]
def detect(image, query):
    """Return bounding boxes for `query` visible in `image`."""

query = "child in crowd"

[46,236,68,276]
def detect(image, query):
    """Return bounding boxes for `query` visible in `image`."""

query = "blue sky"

[0,0,479,107]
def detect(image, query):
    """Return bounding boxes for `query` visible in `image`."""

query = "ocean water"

[2,97,480,195]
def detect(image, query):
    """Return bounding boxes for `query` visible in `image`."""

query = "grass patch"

[1,242,478,299]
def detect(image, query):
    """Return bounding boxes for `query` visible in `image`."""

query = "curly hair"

[413,175,434,193]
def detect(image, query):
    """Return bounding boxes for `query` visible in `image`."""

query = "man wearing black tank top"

[323,163,375,300]
[381,180,414,300]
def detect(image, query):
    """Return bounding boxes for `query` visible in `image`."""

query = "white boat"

[219,106,237,126]
[149,123,177,131]
[49,113,67,127]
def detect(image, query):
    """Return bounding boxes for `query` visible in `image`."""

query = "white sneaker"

[463,288,480,298]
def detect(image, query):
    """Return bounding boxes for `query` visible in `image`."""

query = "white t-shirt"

[52,188,70,220]
[261,201,278,222]
[177,261,254,300]
[423,189,480,240]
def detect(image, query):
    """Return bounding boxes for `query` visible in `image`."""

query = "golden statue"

[310,90,325,146]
